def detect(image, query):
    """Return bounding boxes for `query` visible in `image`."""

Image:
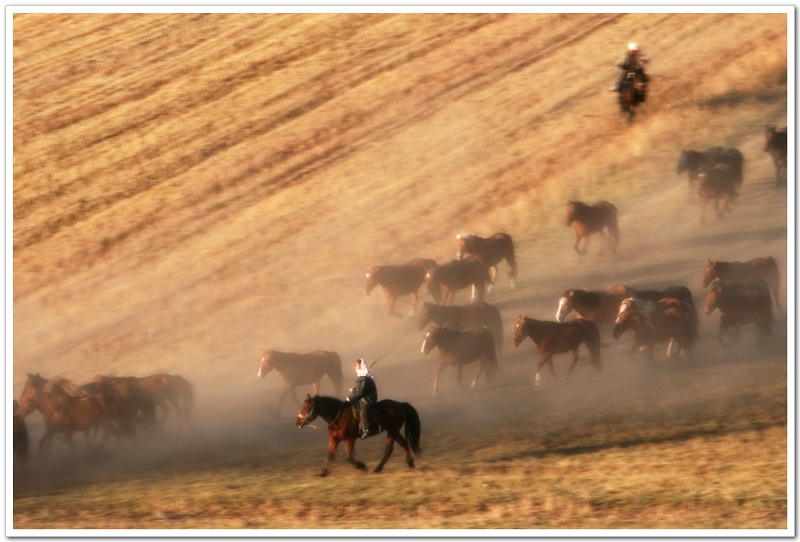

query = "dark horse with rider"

[613,42,649,122]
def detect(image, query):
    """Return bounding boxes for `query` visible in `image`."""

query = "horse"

[632,285,694,307]
[134,373,194,425]
[512,316,601,386]
[764,126,787,188]
[705,278,773,345]
[556,284,636,330]
[13,400,29,464]
[84,375,158,437]
[364,258,438,319]
[417,301,504,357]
[565,200,620,255]
[702,257,781,312]
[258,349,343,416]
[677,147,744,189]
[618,65,647,122]
[612,297,699,361]
[295,394,422,477]
[455,233,517,291]
[697,164,737,224]
[420,325,498,395]
[17,374,125,454]
[424,257,492,306]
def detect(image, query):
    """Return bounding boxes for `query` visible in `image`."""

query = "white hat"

[356,359,372,378]
[628,42,638,51]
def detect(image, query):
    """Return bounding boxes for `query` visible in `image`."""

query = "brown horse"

[420,325,498,395]
[84,375,158,437]
[764,126,787,188]
[258,350,343,416]
[556,284,635,330]
[455,233,517,290]
[705,278,773,344]
[17,374,124,454]
[612,297,699,361]
[134,374,194,425]
[512,316,601,386]
[424,257,492,306]
[631,285,694,307]
[697,164,737,224]
[364,258,438,318]
[418,301,504,357]
[565,200,620,254]
[295,394,422,477]
[702,257,781,311]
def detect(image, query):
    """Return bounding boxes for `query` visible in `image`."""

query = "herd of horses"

[13,372,194,465]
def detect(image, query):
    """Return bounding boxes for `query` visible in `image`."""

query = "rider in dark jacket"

[612,42,649,91]
[346,359,378,438]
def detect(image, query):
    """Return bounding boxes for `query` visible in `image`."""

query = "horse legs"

[469,362,484,391]
[319,437,340,477]
[276,386,293,417]
[408,291,418,317]
[700,195,709,225]
[373,436,395,474]
[38,428,56,455]
[344,438,368,472]
[385,292,401,319]
[535,353,555,386]
[573,231,585,254]
[432,363,447,396]
[565,350,580,379]
[456,364,465,391]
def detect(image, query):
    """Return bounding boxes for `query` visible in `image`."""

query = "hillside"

[11,12,790,530]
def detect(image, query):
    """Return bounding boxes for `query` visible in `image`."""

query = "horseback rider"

[611,42,649,92]
[346,358,378,438]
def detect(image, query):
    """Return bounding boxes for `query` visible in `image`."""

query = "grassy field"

[11,11,791,533]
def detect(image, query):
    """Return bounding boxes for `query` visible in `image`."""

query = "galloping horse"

[17,374,124,453]
[84,375,158,437]
[258,350,343,416]
[565,200,620,255]
[612,297,699,361]
[295,394,422,477]
[697,164,737,224]
[705,278,773,344]
[618,65,647,122]
[512,316,601,386]
[364,258,438,318]
[420,325,498,395]
[424,257,492,306]
[677,147,744,189]
[556,284,635,330]
[764,126,787,188]
[418,301,504,356]
[455,233,517,290]
[632,285,694,307]
[134,374,194,425]
[702,257,781,311]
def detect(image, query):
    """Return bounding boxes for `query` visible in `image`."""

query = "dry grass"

[11,12,789,532]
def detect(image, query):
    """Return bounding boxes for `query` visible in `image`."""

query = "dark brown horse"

[764,126,787,188]
[258,350,343,416]
[612,297,699,361]
[17,374,124,454]
[631,285,694,307]
[84,375,158,437]
[697,164,737,224]
[618,65,647,122]
[295,394,422,477]
[565,200,620,254]
[556,284,635,330]
[134,374,194,425]
[677,147,743,189]
[705,278,773,344]
[512,316,601,386]
[424,257,492,306]
[364,258,438,318]
[702,257,781,311]
[420,325,498,395]
[455,233,517,290]
[418,301,504,356]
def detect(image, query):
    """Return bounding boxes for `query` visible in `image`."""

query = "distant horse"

[420,325,498,395]
[618,65,647,122]
[85,375,158,437]
[632,285,694,307]
[13,400,29,464]
[455,233,517,290]
[677,147,743,189]
[364,258,438,318]
[705,278,773,344]
[764,126,787,188]
[258,349,343,416]
[702,257,781,311]
[697,164,737,224]
[134,374,195,425]
[418,301,504,357]
[556,284,635,330]
[424,257,492,306]
[512,316,601,386]
[17,374,124,454]
[612,297,699,361]
[295,394,422,477]
[565,200,620,255]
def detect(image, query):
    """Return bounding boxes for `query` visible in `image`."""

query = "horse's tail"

[504,235,517,284]
[402,403,422,456]
[328,352,343,397]
[584,321,602,370]
[174,375,195,421]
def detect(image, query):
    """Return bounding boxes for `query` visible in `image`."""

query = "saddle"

[349,404,380,436]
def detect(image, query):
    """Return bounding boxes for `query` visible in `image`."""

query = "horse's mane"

[43,376,85,397]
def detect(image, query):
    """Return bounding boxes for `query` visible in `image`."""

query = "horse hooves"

[356,462,368,471]
[407,461,416,469]
[318,470,329,478]
[371,468,384,474]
